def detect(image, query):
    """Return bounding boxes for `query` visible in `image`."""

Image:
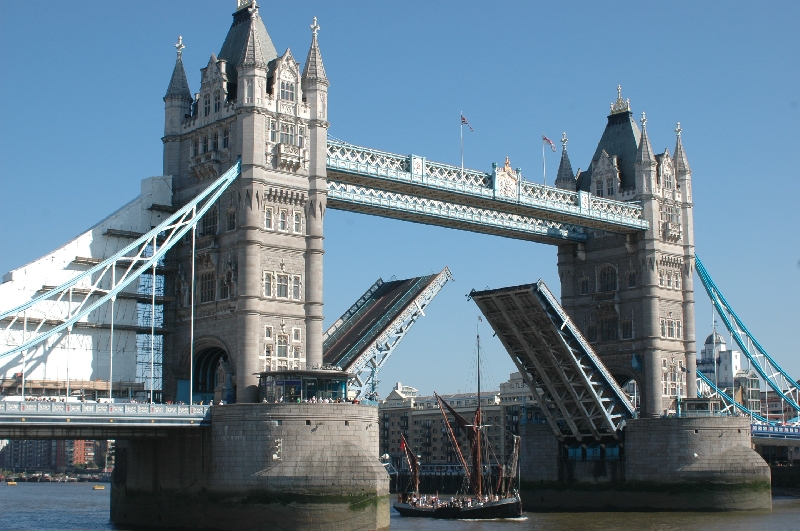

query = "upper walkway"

[326,139,649,244]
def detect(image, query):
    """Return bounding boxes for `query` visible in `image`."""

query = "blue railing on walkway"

[751,424,800,440]
[0,401,210,421]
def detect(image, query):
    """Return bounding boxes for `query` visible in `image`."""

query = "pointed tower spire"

[302,17,328,85]
[554,132,576,191]
[673,122,690,173]
[636,111,655,164]
[239,21,267,69]
[165,36,192,100]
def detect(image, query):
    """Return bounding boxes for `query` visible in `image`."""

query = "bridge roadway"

[0,401,209,439]
[324,277,426,367]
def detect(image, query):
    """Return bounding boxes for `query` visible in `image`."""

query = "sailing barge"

[393,326,522,519]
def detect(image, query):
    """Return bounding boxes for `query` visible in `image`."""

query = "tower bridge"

[0,1,796,526]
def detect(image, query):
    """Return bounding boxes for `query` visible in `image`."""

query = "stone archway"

[183,337,236,404]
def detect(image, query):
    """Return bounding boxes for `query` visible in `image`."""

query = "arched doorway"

[194,347,230,404]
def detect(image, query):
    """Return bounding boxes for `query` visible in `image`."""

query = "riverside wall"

[519,417,771,511]
[111,403,390,531]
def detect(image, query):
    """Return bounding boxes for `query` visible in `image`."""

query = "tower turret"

[554,132,576,191]
[634,112,656,197]
[301,17,329,369]
[163,36,193,176]
[674,122,697,398]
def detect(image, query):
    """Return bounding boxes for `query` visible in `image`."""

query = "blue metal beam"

[695,255,800,414]
[0,161,241,361]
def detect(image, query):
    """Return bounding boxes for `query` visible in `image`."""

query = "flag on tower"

[461,114,474,132]
[542,135,556,152]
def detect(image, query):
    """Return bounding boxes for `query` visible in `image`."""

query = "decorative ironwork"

[326,138,648,234]
[327,181,588,243]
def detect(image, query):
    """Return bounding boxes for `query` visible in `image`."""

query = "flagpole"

[460,111,464,178]
[542,135,546,186]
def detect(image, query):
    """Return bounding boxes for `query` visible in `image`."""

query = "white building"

[0,177,171,399]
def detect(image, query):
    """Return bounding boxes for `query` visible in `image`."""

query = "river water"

[1,483,799,530]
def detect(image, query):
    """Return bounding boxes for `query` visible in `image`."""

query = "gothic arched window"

[203,94,211,117]
[202,206,218,236]
[606,179,614,196]
[595,181,604,197]
[598,266,617,292]
[213,91,221,113]
[280,81,295,102]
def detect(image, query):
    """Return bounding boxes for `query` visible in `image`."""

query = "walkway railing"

[0,400,210,421]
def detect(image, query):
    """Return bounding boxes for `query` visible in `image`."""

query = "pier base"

[111,404,390,531]
[519,417,771,511]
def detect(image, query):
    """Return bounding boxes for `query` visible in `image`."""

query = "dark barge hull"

[393,497,522,519]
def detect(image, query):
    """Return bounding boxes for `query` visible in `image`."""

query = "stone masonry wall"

[112,403,390,531]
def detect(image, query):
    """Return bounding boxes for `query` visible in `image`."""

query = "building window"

[660,319,667,337]
[279,210,288,231]
[265,326,273,340]
[293,212,302,233]
[202,206,218,236]
[280,81,295,102]
[270,120,277,142]
[226,210,236,231]
[213,92,221,113]
[598,266,617,292]
[676,321,682,339]
[674,273,681,290]
[587,325,598,342]
[277,336,288,357]
[664,170,674,189]
[579,278,589,295]
[606,180,614,197]
[201,136,208,154]
[277,275,289,298]
[659,270,665,287]
[263,271,273,297]
[600,317,619,341]
[667,320,676,338]
[199,272,215,303]
[212,132,219,151]
[292,328,301,342]
[245,79,254,104]
[280,123,295,145]
[293,347,301,359]
[219,277,229,300]
[264,207,273,230]
[666,272,673,288]
[204,94,210,117]
[595,181,604,198]
[222,128,229,149]
[628,272,636,288]
[298,126,305,148]
[292,276,301,299]
[621,320,633,339]
[192,138,199,157]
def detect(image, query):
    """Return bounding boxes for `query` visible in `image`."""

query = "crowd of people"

[401,492,506,509]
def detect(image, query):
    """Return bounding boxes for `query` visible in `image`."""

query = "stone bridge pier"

[111,404,390,531]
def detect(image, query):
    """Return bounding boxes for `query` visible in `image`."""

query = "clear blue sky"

[1,1,798,397]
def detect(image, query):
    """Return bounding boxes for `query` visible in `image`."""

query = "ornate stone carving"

[494,157,519,199]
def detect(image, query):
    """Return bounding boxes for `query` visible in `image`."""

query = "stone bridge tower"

[556,88,696,418]
[162,1,328,403]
